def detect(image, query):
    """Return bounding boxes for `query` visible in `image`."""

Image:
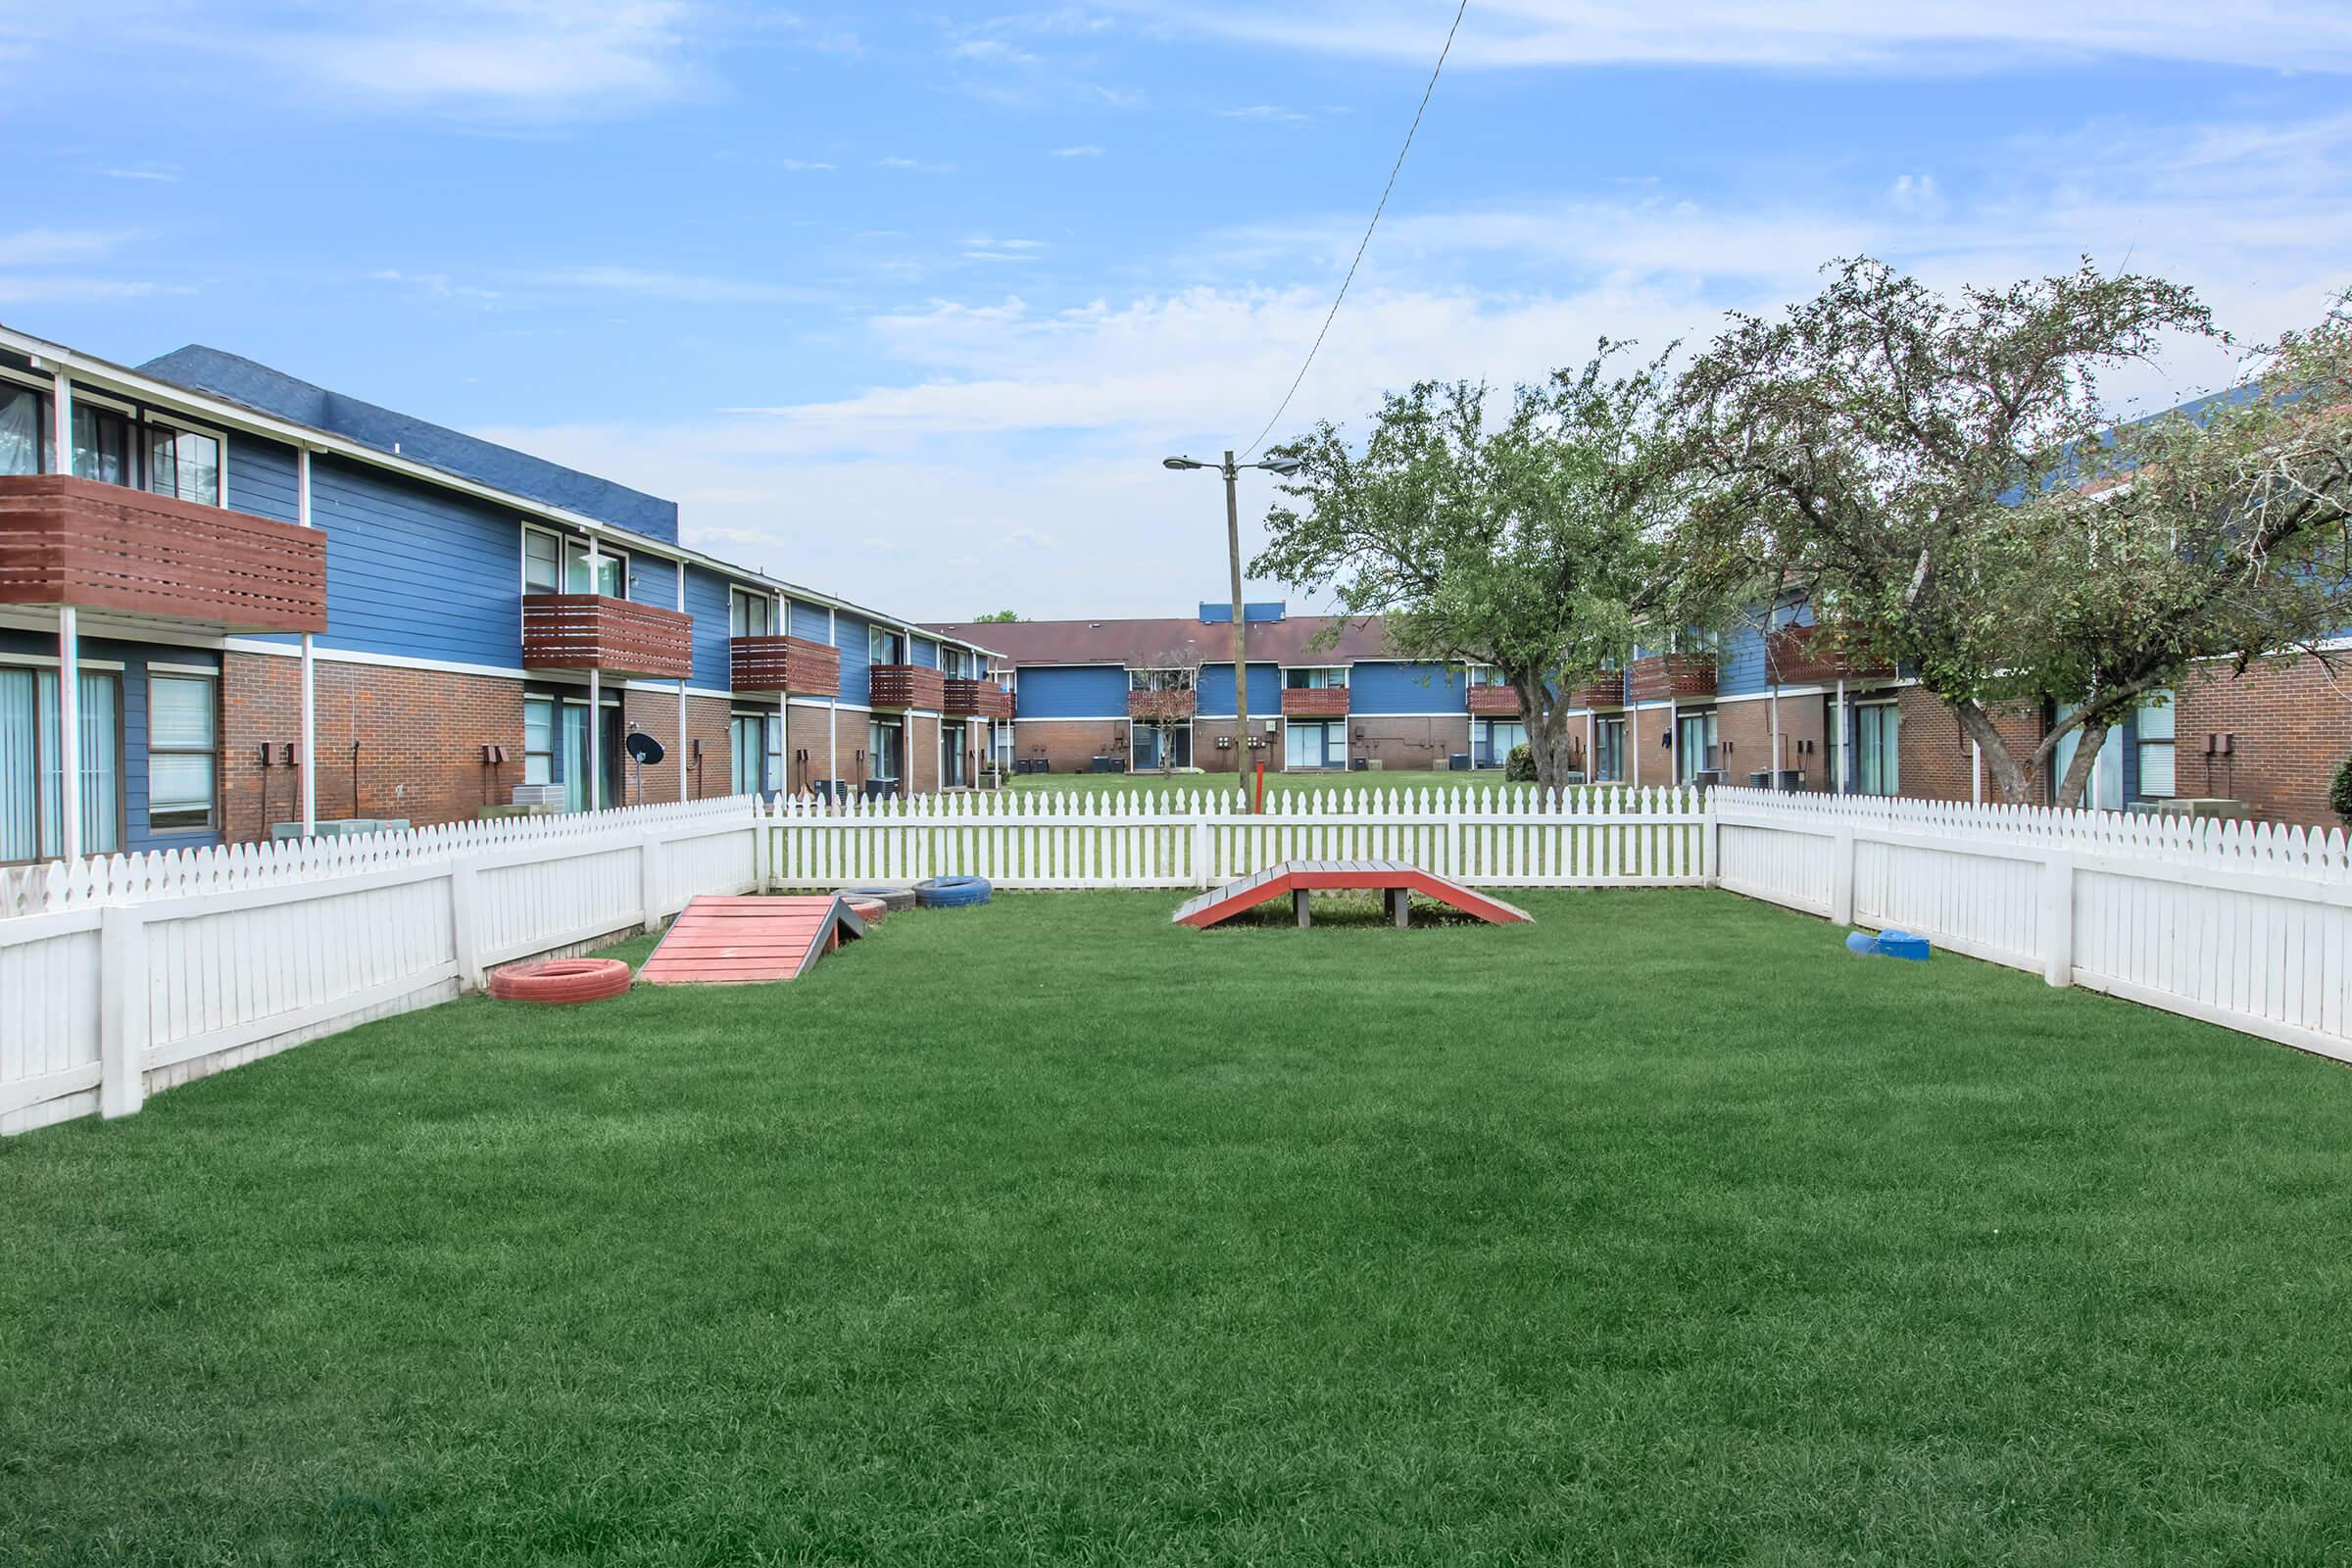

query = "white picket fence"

[7,781,2350,1137]
[1,796,762,1136]
[763,784,1713,891]
[1712,787,2352,1064]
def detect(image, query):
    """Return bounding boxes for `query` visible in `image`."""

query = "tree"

[2015,295,2352,805]
[1128,641,1204,775]
[973,611,1025,623]
[1669,257,2220,805]
[1252,348,1672,794]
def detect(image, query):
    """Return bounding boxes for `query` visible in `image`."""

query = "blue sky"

[5,2,2349,617]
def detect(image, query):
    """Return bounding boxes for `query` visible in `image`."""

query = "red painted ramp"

[1173,859,1533,929]
[638,894,866,985]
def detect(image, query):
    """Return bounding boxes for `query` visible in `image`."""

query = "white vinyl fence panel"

[0,796,764,1136]
[763,785,1712,891]
[1711,787,2352,1065]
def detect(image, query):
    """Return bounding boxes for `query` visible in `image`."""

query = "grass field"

[6,890,2351,1564]
[1000,766,1510,799]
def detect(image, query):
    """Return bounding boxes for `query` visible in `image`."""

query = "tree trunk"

[1520,680,1579,795]
[1951,700,2036,805]
[2051,719,2110,810]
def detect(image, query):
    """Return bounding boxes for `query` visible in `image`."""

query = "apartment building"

[0,321,1003,864]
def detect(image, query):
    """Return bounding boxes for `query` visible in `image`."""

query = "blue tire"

[914,875,992,908]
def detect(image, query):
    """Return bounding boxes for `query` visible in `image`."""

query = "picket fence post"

[1193,815,1211,889]
[448,859,484,991]
[1829,821,1856,926]
[1701,795,1721,888]
[639,831,664,934]
[2039,852,2076,988]
[98,902,148,1119]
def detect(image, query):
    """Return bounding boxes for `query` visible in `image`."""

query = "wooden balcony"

[1764,624,1894,684]
[0,473,326,632]
[1628,653,1716,703]
[522,594,694,679]
[945,677,1014,720]
[867,662,946,710]
[1281,686,1349,718]
[1466,685,1523,715]
[730,634,840,696]
[1128,688,1197,722]
[1571,672,1625,709]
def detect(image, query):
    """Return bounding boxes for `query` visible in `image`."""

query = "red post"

[1254,760,1265,815]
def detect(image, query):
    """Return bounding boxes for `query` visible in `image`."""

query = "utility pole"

[1163,449,1300,811]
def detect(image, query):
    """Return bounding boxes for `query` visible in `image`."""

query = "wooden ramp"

[637,895,866,985]
[1173,859,1533,930]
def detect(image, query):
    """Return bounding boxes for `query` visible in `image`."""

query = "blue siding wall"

[0,630,223,853]
[1350,661,1464,714]
[789,600,832,644]
[309,454,520,667]
[1014,665,1127,719]
[836,612,872,707]
[911,635,938,669]
[683,565,733,691]
[1719,624,1770,697]
[630,555,681,612]
[1198,662,1282,717]
[223,432,301,526]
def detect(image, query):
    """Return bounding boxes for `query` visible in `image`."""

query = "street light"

[1163,450,1302,809]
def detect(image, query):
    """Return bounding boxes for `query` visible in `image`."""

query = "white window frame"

[146,669,220,833]
[729,587,774,638]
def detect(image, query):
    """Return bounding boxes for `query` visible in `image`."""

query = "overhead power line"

[1239,0,1471,459]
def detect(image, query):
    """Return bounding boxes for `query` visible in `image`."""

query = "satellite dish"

[625,731,665,765]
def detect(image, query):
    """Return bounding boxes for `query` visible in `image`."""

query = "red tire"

[487,957,633,1004]
[848,897,888,925]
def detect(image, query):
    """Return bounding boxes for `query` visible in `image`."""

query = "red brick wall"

[785,703,837,794]
[1715,695,1830,789]
[221,653,525,842]
[620,687,688,805]
[1349,716,1467,772]
[1896,688,2047,804]
[682,695,730,800]
[1195,716,1283,773]
[908,714,941,794]
[1012,719,1138,774]
[2171,657,2352,825]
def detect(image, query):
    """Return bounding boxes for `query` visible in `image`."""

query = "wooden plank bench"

[1172,859,1533,929]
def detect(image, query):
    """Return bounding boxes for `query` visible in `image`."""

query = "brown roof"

[923,613,1401,668]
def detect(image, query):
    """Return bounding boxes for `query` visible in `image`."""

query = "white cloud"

[1216,104,1306,122]
[519,265,829,304]
[1129,1,2352,74]
[0,277,177,303]
[880,156,956,173]
[778,158,836,172]
[1050,143,1105,157]
[245,0,701,118]
[100,166,180,183]
[0,228,129,266]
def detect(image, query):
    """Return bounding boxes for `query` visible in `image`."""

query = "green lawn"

[1000,766,1510,799]
[6,890,2351,1565]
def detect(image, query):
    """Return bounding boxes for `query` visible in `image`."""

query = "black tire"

[845,885,917,912]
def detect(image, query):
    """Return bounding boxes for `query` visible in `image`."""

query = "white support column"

[1768,686,1781,788]
[58,606,81,862]
[586,537,603,811]
[297,448,318,837]
[1630,706,1642,789]
[676,563,690,804]
[1666,698,1679,790]
[51,368,72,475]
[1971,741,1984,807]
[1834,678,1848,796]
[827,606,839,794]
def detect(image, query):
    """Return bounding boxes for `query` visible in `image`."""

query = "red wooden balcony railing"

[1764,624,1894,684]
[868,662,947,710]
[945,677,1014,719]
[0,473,326,632]
[730,634,840,696]
[1466,685,1523,715]
[1281,687,1349,718]
[1628,653,1716,703]
[522,594,694,680]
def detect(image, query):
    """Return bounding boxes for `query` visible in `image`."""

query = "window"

[1132,721,1193,770]
[2136,691,2177,799]
[943,647,973,680]
[1285,666,1347,689]
[941,720,968,787]
[870,626,906,665]
[523,530,622,596]
[73,404,132,487]
[523,699,555,786]
[1130,668,1196,692]
[523,530,561,595]
[730,589,774,638]
[0,382,45,476]
[1284,720,1346,769]
[1854,704,1899,796]
[147,673,218,831]
[0,665,122,860]
[1465,664,1509,689]
[144,422,220,506]
[1593,716,1626,783]
[1676,710,1719,785]
[868,716,904,782]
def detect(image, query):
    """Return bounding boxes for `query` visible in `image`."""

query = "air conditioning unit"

[270,818,412,841]
[512,783,565,808]
[1365,759,1384,771]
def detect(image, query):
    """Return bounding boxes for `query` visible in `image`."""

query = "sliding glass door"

[0,667,122,860]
